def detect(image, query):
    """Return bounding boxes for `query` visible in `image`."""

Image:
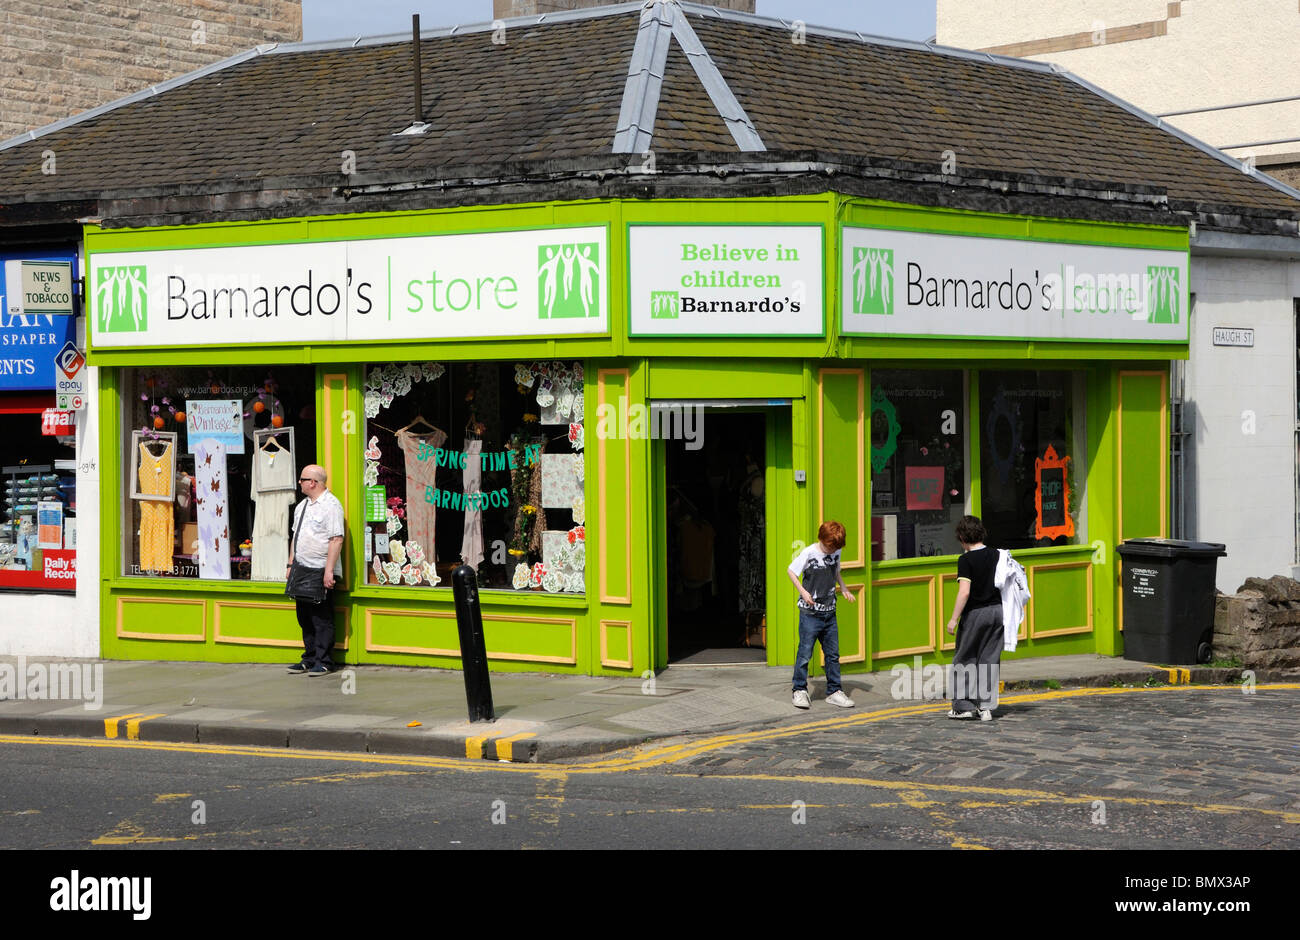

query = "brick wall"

[1,0,301,139]
[492,0,754,17]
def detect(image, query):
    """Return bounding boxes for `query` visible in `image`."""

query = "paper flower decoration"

[389,540,407,566]
[572,452,584,483]
[372,555,386,584]
[364,436,382,460]
[535,381,555,408]
[422,362,445,382]
[514,364,535,388]
[512,563,531,590]
[542,570,563,593]
[422,562,440,587]
[363,461,379,486]
[382,561,402,584]
[406,541,426,566]
[401,563,421,586]
[568,423,584,450]
[571,542,586,570]
[530,562,546,587]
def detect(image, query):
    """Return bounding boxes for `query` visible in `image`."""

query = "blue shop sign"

[0,249,79,392]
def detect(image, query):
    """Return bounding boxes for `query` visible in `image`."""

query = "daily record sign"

[55,341,86,410]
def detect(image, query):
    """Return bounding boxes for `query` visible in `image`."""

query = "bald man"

[286,464,344,676]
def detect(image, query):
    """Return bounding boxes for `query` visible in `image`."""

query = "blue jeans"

[791,606,840,694]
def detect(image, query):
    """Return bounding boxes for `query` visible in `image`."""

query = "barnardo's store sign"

[87,227,608,348]
[628,224,824,336]
[841,225,1189,343]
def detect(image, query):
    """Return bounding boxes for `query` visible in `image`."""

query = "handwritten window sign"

[905,465,945,511]
[186,400,245,454]
[1034,444,1074,540]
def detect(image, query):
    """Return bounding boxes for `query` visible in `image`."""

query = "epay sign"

[54,340,86,410]
[88,227,609,348]
[841,225,1189,343]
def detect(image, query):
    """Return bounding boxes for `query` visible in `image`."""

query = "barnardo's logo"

[538,242,601,319]
[851,247,894,315]
[1146,265,1180,324]
[95,265,148,333]
[650,291,680,319]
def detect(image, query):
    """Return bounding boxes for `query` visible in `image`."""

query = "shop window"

[0,405,77,591]
[978,370,1087,549]
[363,361,585,594]
[120,367,317,581]
[870,369,966,559]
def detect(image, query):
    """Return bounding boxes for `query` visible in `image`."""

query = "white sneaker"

[978,709,993,722]
[792,689,811,709]
[826,690,855,708]
[947,709,974,719]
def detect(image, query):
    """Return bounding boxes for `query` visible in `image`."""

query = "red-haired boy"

[787,520,856,709]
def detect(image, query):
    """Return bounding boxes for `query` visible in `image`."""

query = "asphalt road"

[0,685,1295,852]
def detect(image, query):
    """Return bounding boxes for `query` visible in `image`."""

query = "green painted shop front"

[85,194,1185,676]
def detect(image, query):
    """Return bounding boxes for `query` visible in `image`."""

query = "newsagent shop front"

[85,194,1186,676]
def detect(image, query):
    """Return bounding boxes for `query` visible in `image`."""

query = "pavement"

[0,652,1292,763]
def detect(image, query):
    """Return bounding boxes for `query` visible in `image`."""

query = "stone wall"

[1,0,301,140]
[1214,576,1300,669]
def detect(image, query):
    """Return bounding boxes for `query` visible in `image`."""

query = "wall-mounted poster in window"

[905,465,945,511]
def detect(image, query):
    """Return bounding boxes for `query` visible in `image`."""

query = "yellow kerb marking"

[103,713,144,739]
[126,714,166,740]
[496,732,537,762]
[465,733,491,760]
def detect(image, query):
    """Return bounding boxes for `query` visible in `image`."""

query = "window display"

[978,370,1086,549]
[363,360,585,593]
[870,369,966,559]
[121,367,316,580]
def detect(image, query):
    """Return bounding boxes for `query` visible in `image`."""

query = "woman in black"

[945,515,1003,721]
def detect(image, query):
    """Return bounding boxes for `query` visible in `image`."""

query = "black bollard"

[451,564,495,722]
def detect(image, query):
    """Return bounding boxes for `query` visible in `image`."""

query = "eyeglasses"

[298,477,317,483]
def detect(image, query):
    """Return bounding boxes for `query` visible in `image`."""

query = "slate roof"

[1,1,1297,229]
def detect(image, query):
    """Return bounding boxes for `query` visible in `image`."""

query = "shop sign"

[4,260,74,316]
[54,341,86,411]
[841,225,1189,343]
[627,225,824,336]
[185,400,245,454]
[40,409,75,436]
[87,226,609,349]
[0,250,79,392]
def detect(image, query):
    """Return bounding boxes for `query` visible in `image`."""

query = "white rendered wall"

[0,354,100,658]
[937,0,1300,162]
[1185,255,1297,591]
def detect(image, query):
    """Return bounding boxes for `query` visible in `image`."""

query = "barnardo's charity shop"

[2,1,1298,675]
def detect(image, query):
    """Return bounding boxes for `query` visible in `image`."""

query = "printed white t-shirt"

[788,543,842,611]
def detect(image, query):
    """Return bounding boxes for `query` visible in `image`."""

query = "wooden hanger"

[259,434,285,453]
[399,414,441,435]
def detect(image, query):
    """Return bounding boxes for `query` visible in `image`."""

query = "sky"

[301,1,936,44]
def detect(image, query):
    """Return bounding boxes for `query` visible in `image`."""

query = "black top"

[957,545,999,611]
